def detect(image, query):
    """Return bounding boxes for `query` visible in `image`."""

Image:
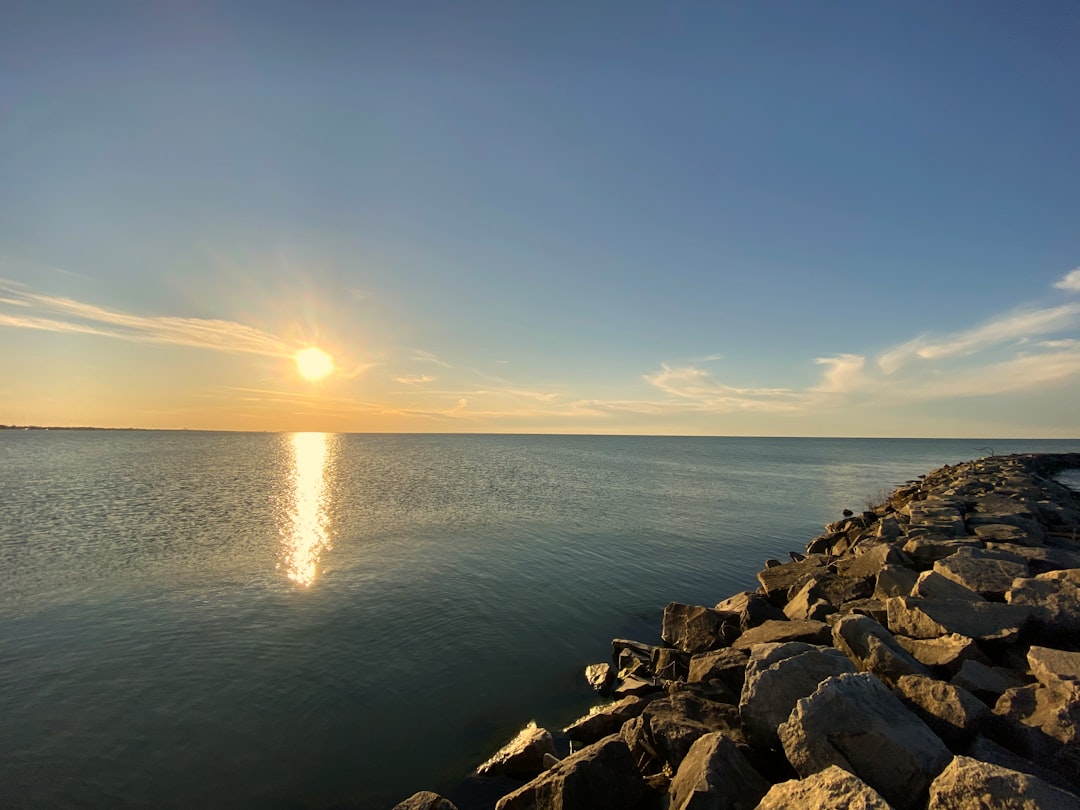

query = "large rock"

[832,614,929,685]
[754,765,894,810]
[392,792,458,810]
[783,580,837,622]
[904,501,966,537]
[836,542,909,580]
[731,619,830,650]
[875,565,920,599]
[564,695,652,745]
[951,659,1027,704]
[756,556,830,605]
[475,722,558,780]
[932,548,1029,599]
[903,537,981,566]
[965,735,1080,796]
[885,597,1031,643]
[910,570,985,602]
[1006,570,1080,635]
[1028,645,1080,689]
[688,647,749,692]
[985,543,1080,574]
[663,603,740,654]
[585,663,612,692]
[668,731,769,810]
[892,674,990,748]
[714,591,786,633]
[622,687,744,775]
[894,633,990,676]
[739,642,856,749]
[926,755,1080,809]
[995,679,1080,774]
[495,734,646,810]
[777,672,951,810]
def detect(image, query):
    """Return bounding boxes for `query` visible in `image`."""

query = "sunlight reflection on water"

[277,432,334,587]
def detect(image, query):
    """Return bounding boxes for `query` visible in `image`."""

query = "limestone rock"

[754,764,895,810]
[663,603,740,654]
[782,580,837,622]
[832,614,929,685]
[840,598,889,625]
[622,687,744,774]
[668,731,769,810]
[911,570,985,602]
[903,537,981,566]
[932,547,1029,599]
[904,501,966,537]
[837,541,908,580]
[875,565,920,599]
[985,543,1080,574]
[965,735,1080,796]
[731,619,830,650]
[885,596,1031,643]
[687,647,749,692]
[894,633,990,675]
[495,734,646,810]
[653,647,691,681]
[1028,645,1080,689]
[739,642,856,749]
[475,722,558,780]
[755,556,830,605]
[995,679,1080,774]
[926,755,1080,809]
[564,695,652,745]
[893,674,989,748]
[585,663,612,692]
[951,659,1027,703]
[1007,571,1080,636]
[714,591,786,633]
[392,791,459,810]
[777,672,951,810]
[614,673,662,697]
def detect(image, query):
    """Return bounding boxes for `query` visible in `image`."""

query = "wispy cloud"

[0,280,294,357]
[644,364,805,412]
[395,374,434,384]
[412,349,451,367]
[1054,268,1080,292]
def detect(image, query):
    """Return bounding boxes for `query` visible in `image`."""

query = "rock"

[985,543,1080,574]
[932,547,1029,599]
[687,647,749,692]
[614,673,663,697]
[893,674,989,748]
[875,565,920,599]
[475,722,558,780]
[836,542,908,580]
[894,633,991,675]
[783,580,837,622]
[951,659,1027,703]
[392,791,459,810]
[739,642,856,749]
[885,597,1031,643]
[965,735,1080,796]
[1028,645,1080,689]
[495,734,646,810]
[613,638,657,668]
[754,764,895,810]
[876,516,902,540]
[973,523,1034,542]
[714,591,786,633]
[904,501,966,537]
[840,598,889,625]
[755,556,830,605]
[731,619,831,650]
[832,614,929,685]
[1007,571,1080,636]
[662,603,740,654]
[994,679,1080,775]
[564,695,652,745]
[653,647,691,681]
[926,755,1080,809]
[585,663,612,692]
[668,731,769,810]
[902,537,981,566]
[911,570,985,602]
[777,672,951,810]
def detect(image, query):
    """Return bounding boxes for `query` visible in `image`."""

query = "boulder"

[495,734,646,810]
[475,722,558,780]
[932,548,1029,599]
[754,765,894,810]
[663,603,740,654]
[910,571,985,602]
[875,565,920,599]
[564,695,653,745]
[995,679,1080,774]
[782,580,837,622]
[951,659,1027,704]
[965,735,1080,796]
[714,591,786,633]
[926,755,1080,809]
[755,556,830,605]
[392,792,459,810]
[731,619,830,650]
[892,674,990,748]
[1028,645,1080,689]
[687,647,749,692]
[739,642,856,749]
[885,597,1031,643]
[836,542,908,580]
[985,543,1080,574]
[894,633,990,676]
[840,598,889,625]
[902,537,981,566]
[614,674,663,697]
[585,663,612,692]
[622,687,744,775]
[668,731,769,810]
[832,614,929,685]
[653,647,691,682]
[904,501,966,537]
[972,523,1031,543]
[1006,571,1080,636]
[777,672,951,810]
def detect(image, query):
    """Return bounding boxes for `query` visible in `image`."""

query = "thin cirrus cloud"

[0,280,294,357]
[1054,268,1080,292]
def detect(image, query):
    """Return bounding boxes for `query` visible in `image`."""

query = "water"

[2,432,1079,808]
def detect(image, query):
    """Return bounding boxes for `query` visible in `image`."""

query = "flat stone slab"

[895,633,990,675]
[927,755,1080,810]
[885,596,1031,643]
[731,619,830,650]
[932,547,1029,599]
[911,570,985,602]
[1028,645,1080,689]
[756,556,830,604]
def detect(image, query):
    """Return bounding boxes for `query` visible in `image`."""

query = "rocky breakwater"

[393,452,1080,810]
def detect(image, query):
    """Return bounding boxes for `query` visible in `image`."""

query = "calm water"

[3,432,1080,809]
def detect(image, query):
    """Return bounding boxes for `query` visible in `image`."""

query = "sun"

[294,347,335,381]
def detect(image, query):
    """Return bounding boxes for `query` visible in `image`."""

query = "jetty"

[395,452,1080,810]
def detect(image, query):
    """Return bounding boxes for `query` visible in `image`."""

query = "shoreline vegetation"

[397,452,1080,810]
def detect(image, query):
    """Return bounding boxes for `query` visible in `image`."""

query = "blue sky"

[2,1,1079,435]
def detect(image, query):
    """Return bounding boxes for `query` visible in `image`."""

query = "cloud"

[644,364,805,412]
[0,281,294,357]
[412,349,451,367]
[395,374,435,384]
[1054,268,1080,292]
[813,354,867,394]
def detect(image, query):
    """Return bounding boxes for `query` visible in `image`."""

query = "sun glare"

[295,347,335,381]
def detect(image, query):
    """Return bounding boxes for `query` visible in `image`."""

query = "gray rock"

[951,659,1027,703]
[783,580,837,622]
[875,565,920,599]
[585,663,612,692]
[902,537,982,566]
[475,722,558,780]
[392,791,459,810]
[739,642,856,749]
[832,614,929,685]
[840,598,889,625]
[836,542,908,580]
[777,672,951,810]
[563,695,652,745]
[895,633,991,675]
[731,619,830,650]
[754,765,895,810]
[994,679,1080,775]
[885,596,1031,643]
[495,734,646,810]
[965,735,1080,796]
[663,603,741,654]
[927,755,1080,809]
[893,674,990,748]
[714,591,786,633]
[614,673,662,697]
[653,647,691,681]
[622,687,744,775]
[755,556,830,605]
[1007,571,1080,635]
[932,547,1029,599]
[911,570,985,602]
[668,731,769,810]
[972,523,1030,542]
[985,543,1080,574]
[688,647,749,692]
[876,516,902,540]
[904,501,966,537]
[1028,645,1080,689]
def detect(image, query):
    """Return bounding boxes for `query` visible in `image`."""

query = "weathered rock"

[622,687,744,775]
[893,674,989,748]
[653,647,691,682]
[585,663,612,692]
[904,501,966,537]
[613,638,657,668]
[985,543,1080,574]
[911,570,985,602]
[885,596,1031,643]
[475,722,558,780]
[731,619,830,650]
[1028,645,1080,689]
[495,734,646,810]
[894,633,991,675]
[754,764,895,810]
[564,695,652,745]
[755,556,830,605]
[932,547,1029,599]
[739,642,856,749]
[876,515,902,540]
[926,755,1080,809]
[687,647,749,692]
[840,598,889,625]
[777,672,951,810]
[614,673,663,697]
[995,679,1080,774]
[965,734,1080,796]
[951,659,1027,704]
[714,591,786,633]
[663,603,740,654]
[832,614,929,685]
[668,731,769,810]
[875,565,920,599]
[836,542,908,580]
[392,791,459,810]
[903,537,982,566]
[782,580,837,622]
[1007,571,1080,635]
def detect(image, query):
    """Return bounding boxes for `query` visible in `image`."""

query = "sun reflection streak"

[278,432,333,587]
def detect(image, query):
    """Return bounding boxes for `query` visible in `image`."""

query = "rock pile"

[394,453,1080,810]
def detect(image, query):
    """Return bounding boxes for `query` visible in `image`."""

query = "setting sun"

[294,347,335,381]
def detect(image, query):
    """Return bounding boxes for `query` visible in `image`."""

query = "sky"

[2,1,1079,436]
